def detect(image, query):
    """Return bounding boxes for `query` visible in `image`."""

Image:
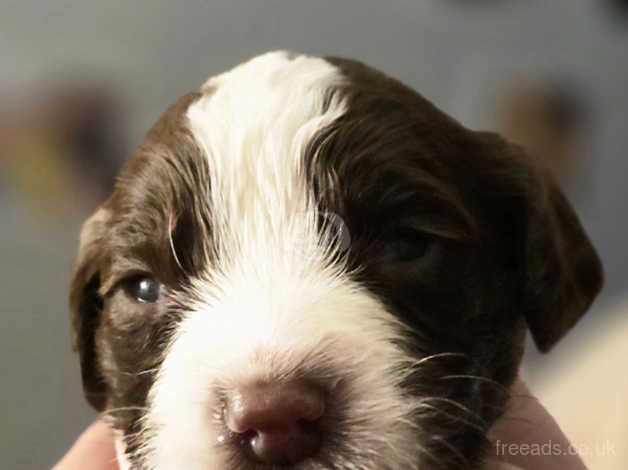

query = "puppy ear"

[476,133,603,352]
[522,174,603,352]
[69,206,111,410]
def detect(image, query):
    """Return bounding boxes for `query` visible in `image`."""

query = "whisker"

[137,367,160,376]
[427,433,469,467]
[414,402,486,434]
[168,212,186,275]
[102,406,151,418]
[407,352,468,369]
[439,374,511,394]
[417,396,488,427]
[117,367,160,377]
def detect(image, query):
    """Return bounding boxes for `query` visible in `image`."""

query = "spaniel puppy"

[69,51,602,470]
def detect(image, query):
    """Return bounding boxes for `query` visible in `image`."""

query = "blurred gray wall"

[1,1,627,468]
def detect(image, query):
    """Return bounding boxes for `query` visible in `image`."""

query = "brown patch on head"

[319,57,601,352]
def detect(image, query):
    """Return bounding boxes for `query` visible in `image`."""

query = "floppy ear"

[476,132,603,352]
[69,206,111,410]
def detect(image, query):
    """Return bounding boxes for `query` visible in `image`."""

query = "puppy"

[69,51,602,470]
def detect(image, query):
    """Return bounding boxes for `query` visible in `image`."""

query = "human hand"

[488,379,587,469]
[53,420,118,470]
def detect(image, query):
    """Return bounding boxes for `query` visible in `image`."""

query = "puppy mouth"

[216,425,339,470]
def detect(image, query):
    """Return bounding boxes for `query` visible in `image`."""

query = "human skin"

[53,420,117,470]
[487,380,587,470]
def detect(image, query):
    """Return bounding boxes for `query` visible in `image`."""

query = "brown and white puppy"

[69,51,602,470]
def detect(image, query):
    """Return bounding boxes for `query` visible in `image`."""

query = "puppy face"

[70,52,602,470]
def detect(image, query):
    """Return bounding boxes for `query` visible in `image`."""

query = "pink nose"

[225,382,326,464]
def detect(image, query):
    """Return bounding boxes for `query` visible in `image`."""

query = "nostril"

[226,382,325,433]
[240,429,258,441]
[225,382,325,464]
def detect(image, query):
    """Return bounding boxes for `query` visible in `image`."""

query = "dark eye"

[385,233,434,263]
[123,276,163,303]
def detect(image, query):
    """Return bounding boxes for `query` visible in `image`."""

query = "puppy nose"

[225,382,325,464]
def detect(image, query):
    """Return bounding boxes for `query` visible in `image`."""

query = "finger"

[53,420,118,470]
[488,379,587,470]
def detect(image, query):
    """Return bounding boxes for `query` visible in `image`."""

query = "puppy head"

[69,52,602,470]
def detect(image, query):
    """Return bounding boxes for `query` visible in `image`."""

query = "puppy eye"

[123,276,163,303]
[385,234,434,263]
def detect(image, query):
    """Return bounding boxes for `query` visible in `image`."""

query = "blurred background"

[1,1,627,468]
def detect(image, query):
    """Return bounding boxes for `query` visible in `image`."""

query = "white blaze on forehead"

[142,52,417,470]
[186,50,346,265]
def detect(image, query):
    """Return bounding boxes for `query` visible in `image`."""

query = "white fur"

[113,428,132,470]
[136,51,419,469]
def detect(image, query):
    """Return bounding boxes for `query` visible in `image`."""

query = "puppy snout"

[225,382,325,464]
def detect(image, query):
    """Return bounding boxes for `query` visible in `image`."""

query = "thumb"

[53,420,119,470]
